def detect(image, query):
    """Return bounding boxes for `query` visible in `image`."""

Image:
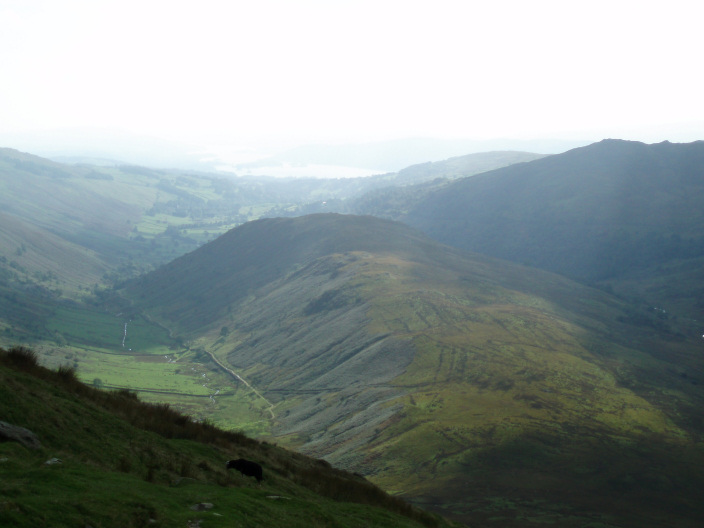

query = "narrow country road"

[204,349,276,420]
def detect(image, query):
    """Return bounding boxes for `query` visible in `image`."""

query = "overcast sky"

[1,0,703,153]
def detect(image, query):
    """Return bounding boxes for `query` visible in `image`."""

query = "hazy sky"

[1,0,702,150]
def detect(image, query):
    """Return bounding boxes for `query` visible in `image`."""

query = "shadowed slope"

[403,139,704,283]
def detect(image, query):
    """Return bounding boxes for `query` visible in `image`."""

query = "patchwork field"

[5,302,273,435]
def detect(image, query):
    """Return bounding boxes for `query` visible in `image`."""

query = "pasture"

[47,304,172,353]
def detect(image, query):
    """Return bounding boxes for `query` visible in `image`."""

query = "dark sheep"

[226,458,263,483]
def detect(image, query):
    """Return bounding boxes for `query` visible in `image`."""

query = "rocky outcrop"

[0,420,42,449]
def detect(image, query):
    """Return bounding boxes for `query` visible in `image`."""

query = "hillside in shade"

[124,213,704,527]
[399,139,704,320]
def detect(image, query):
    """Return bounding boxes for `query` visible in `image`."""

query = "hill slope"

[400,139,704,319]
[124,214,704,527]
[348,151,545,219]
[0,346,446,528]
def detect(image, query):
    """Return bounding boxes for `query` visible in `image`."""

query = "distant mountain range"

[236,137,582,173]
[0,127,586,173]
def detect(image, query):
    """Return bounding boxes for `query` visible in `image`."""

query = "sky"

[1,0,703,158]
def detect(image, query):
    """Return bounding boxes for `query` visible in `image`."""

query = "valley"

[2,141,704,527]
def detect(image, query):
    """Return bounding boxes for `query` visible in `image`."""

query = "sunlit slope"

[124,214,704,526]
[124,214,441,334]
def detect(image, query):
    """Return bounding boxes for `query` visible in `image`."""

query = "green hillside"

[400,139,704,320]
[0,147,380,300]
[0,145,544,306]
[0,346,448,528]
[0,147,403,344]
[0,211,107,292]
[122,214,704,527]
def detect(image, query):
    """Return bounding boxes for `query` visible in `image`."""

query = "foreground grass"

[2,452,427,528]
[0,346,450,528]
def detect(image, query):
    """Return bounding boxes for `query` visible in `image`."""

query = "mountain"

[1,147,366,343]
[123,213,704,527]
[0,127,218,171]
[347,151,546,219]
[0,346,445,528]
[0,210,107,290]
[0,147,379,300]
[400,140,704,320]
[0,144,546,304]
[402,139,704,279]
[387,150,547,186]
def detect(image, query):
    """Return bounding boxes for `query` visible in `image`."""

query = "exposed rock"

[0,421,42,449]
[44,458,62,465]
[189,503,214,511]
[172,477,197,487]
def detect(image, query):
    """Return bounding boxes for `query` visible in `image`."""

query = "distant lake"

[215,162,385,179]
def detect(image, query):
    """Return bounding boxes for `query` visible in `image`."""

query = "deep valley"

[2,141,704,527]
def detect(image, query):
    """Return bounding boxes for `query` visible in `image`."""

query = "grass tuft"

[3,346,40,370]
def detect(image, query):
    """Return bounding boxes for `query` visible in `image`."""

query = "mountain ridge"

[402,139,704,281]
[125,214,448,333]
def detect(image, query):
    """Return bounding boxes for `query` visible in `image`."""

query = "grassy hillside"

[0,346,449,528]
[0,147,392,344]
[400,139,704,320]
[123,214,443,334]
[121,214,704,527]
[0,145,544,342]
[0,148,374,299]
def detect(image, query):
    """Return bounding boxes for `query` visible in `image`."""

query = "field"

[3,302,273,435]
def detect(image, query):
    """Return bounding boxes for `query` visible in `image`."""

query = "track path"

[204,349,277,420]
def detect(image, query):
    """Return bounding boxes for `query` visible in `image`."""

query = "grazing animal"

[226,458,263,483]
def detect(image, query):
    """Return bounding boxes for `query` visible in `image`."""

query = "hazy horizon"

[2,0,702,170]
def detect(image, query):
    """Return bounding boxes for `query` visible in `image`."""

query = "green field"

[31,303,275,434]
[46,305,172,353]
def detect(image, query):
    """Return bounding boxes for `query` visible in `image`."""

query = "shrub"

[57,364,78,382]
[1,346,40,370]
